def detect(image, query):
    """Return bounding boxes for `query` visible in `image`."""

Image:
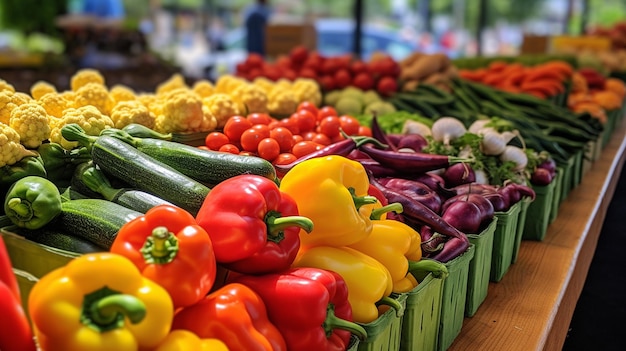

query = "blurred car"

[201,18,417,80]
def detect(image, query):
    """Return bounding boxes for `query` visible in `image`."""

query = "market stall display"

[1,41,625,350]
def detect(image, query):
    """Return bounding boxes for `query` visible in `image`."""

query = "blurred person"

[243,0,272,56]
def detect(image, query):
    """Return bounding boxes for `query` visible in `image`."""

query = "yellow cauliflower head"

[267,88,298,116]
[202,93,241,128]
[110,84,137,104]
[252,77,276,94]
[70,68,105,91]
[9,103,51,149]
[137,93,164,117]
[0,91,31,125]
[0,122,37,167]
[156,73,188,96]
[230,84,268,114]
[0,79,15,93]
[50,105,114,149]
[215,75,246,94]
[73,82,114,115]
[293,78,322,106]
[155,89,217,133]
[37,92,72,118]
[30,80,57,100]
[110,100,156,129]
[192,80,215,99]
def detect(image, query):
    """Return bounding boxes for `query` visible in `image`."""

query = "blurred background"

[1,0,624,91]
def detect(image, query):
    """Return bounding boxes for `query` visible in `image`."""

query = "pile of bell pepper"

[1,155,449,351]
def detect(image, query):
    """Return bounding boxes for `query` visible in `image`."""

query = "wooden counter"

[448,117,626,351]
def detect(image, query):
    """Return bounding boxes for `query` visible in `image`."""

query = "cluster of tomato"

[202,102,372,164]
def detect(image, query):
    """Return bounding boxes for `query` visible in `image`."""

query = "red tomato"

[301,131,318,141]
[290,109,317,133]
[273,152,298,166]
[218,143,240,154]
[239,150,257,156]
[317,106,338,121]
[240,125,271,152]
[297,101,319,118]
[292,134,304,144]
[223,116,252,141]
[204,131,230,150]
[291,140,322,158]
[269,127,294,152]
[257,138,281,161]
[338,115,361,136]
[318,115,342,138]
[311,133,332,146]
[358,125,372,137]
[276,117,300,135]
[247,113,273,125]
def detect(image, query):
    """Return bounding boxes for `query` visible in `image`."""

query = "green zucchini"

[100,129,278,186]
[7,225,106,254]
[72,161,175,213]
[90,135,210,215]
[122,123,173,140]
[53,199,142,249]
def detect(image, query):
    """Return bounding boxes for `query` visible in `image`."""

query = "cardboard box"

[265,22,317,58]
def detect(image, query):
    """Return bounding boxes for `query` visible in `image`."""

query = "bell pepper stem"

[348,187,379,210]
[323,303,368,341]
[407,259,449,280]
[370,202,403,220]
[90,294,147,327]
[5,198,33,220]
[376,296,404,317]
[265,212,314,242]
[140,226,180,264]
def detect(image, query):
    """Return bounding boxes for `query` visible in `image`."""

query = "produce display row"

[1,46,625,351]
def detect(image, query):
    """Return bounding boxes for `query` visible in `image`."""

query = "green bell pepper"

[0,156,47,189]
[37,142,91,187]
[4,176,63,229]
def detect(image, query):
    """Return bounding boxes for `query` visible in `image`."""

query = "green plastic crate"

[602,109,621,147]
[400,271,446,351]
[465,218,497,317]
[511,197,532,264]
[558,155,576,204]
[549,168,564,224]
[437,244,475,351]
[347,335,360,351]
[572,149,584,189]
[358,293,407,351]
[523,179,557,241]
[490,202,521,282]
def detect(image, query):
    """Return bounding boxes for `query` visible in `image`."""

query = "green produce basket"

[490,201,521,282]
[511,196,532,264]
[1,226,80,279]
[358,293,407,351]
[437,244,475,351]
[549,168,564,224]
[522,178,557,241]
[602,109,621,148]
[400,270,446,351]
[347,335,360,351]
[558,155,576,204]
[12,268,37,320]
[465,218,497,317]
[572,149,584,189]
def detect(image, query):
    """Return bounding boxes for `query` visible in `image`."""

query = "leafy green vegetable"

[354,111,433,134]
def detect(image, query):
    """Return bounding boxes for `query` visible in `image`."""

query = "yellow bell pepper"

[348,219,448,294]
[154,330,229,351]
[279,155,378,248]
[28,252,174,351]
[293,245,401,324]
[369,201,423,261]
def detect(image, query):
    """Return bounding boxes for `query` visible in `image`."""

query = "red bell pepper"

[195,174,313,274]
[171,282,288,351]
[0,236,37,351]
[231,267,368,351]
[110,204,217,308]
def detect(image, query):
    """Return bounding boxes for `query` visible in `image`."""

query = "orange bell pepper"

[172,283,287,351]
